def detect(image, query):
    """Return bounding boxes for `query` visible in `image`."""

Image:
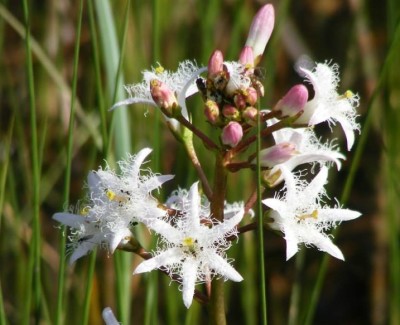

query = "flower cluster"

[53,2,362,311]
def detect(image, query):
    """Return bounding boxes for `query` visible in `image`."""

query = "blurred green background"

[1,0,399,324]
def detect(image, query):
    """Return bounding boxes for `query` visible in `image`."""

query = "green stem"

[182,128,213,199]
[22,0,42,323]
[209,154,227,325]
[256,101,268,325]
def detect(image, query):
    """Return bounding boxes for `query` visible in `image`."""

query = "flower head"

[53,148,174,263]
[296,61,360,150]
[133,182,244,308]
[263,166,361,260]
[111,61,207,122]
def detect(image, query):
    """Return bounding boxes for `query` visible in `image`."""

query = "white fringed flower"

[296,62,360,150]
[263,166,361,260]
[53,148,174,263]
[111,61,206,122]
[134,182,244,308]
[261,125,345,186]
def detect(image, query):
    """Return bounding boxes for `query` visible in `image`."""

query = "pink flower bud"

[242,106,258,125]
[208,50,224,78]
[258,142,297,167]
[273,84,308,117]
[245,87,258,106]
[222,104,240,120]
[234,93,247,110]
[150,79,178,116]
[245,4,275,65]
[239,46,255,71]
[204,100,220,124]
[221,122,243,147]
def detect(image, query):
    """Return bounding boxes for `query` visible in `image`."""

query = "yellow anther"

[80,206,90,216]
[297,210,318,221]
[106,189,128,204]
[182,237,195,247]
[106,189,116,201]
[339,90,354,100]
[155,65,165,74]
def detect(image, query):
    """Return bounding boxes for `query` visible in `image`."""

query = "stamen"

[106,189,128,204]
[296,210,318,221]
[155,65,165,74]
[80,206,90,216]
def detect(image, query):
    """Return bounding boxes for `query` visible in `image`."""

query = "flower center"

[106,189,129,205]
[296,209,318,221]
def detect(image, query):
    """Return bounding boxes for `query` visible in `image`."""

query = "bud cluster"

[197,48,264,147]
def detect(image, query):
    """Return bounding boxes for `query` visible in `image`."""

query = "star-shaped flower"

[296,61,360,150]
[53,148,173,263]
[133,182,244,308]
[263,166,361,260]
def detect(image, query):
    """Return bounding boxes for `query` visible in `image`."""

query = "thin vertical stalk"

[209,154,227,325]
[256,102,267,325]
[82,252,97,325]
[54,0,84,324]
[144,1,161,323]
[88,0,108,153]
[22,0,42,323]
[288,250,305,325]
[0,116,13,325]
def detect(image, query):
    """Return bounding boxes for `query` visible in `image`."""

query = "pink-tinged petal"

[181,258,199,308]
[208,253,243,282]
[133,247,182,274]
[273,84,308,117]
[245,4,275,64]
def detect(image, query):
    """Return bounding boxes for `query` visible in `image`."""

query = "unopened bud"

[222,104,240,120]
[234,93,247,110]
[273,84,308,117]
[258,142,297,167]
[242,106,258,125]
[245,4,275,65]
[245,87,258,106]
[204,100,220,124]
[150,79,178,116]
[208,50,224,78]
[221,122,243,147]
